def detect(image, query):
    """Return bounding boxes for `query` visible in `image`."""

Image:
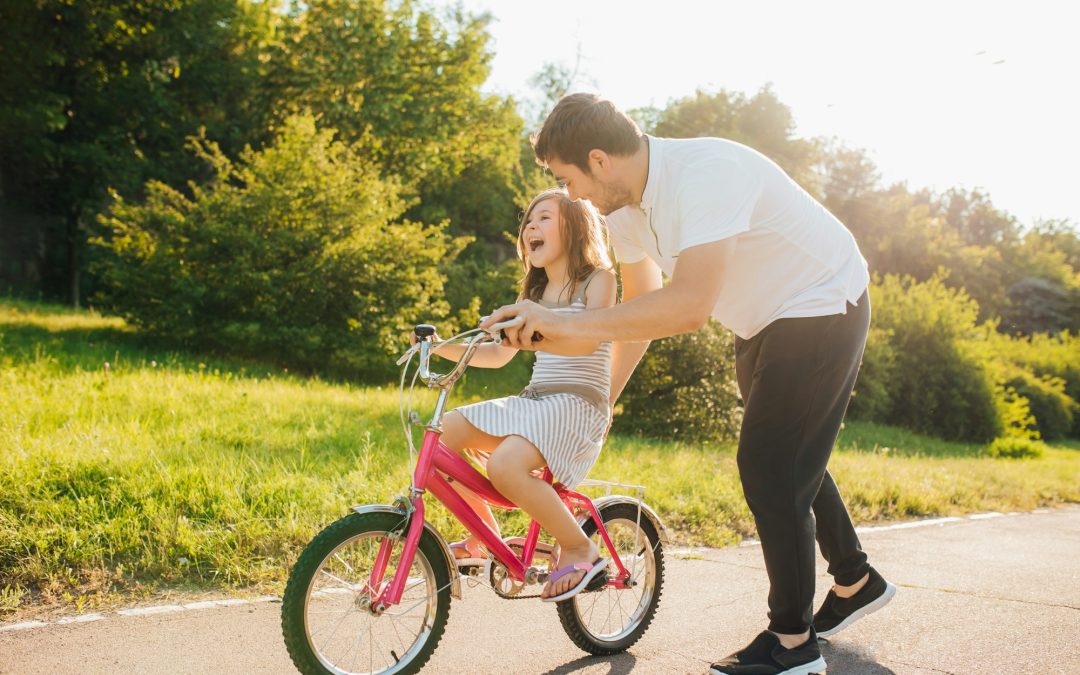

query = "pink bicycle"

[281,323,668,674]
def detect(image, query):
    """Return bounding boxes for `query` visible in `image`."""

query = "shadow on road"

[539,653,637,675]
[819,638,897,674]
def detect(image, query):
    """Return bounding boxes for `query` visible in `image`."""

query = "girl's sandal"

[541,558,609,603]
[449,539,489,568]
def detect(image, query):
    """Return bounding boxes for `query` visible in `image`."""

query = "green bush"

[614,320,742,444]
[848,326,897,422]
[861,274,1001,442]
[985,436,1046,459]
[1004,371,1076,441]
[983,328,1080,439]
[1015,333,1080,437]
[92,114,470,378]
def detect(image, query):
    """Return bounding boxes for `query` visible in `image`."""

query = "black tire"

[281,511,452,675]
[556,502,665,655]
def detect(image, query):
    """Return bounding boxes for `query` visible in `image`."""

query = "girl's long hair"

[517,188,612,303]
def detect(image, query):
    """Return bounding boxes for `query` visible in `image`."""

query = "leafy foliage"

[854,275,1001,442]
[985,437,1046,460]
[1004,371,1076,442]
[92,114,466,376]
[638,86,821,192]
[983,329,1080,439]
[847,326,897,422]
[267,0,525,242]
[614,320,742,444]
[0,0,276,299]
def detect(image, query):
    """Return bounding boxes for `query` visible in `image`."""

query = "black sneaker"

[813,566,897,638]
[708,630,826,675]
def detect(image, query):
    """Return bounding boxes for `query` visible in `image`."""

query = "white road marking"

[117,605,185,617]
[56,613,105,625]
[855,516,964,532]
[0,621,48,633]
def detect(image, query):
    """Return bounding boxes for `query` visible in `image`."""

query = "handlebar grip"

[500,329,543,343]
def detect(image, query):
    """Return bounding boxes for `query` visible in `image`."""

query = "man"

[483,93,896,675]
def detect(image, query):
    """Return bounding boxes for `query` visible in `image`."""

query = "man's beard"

[593,179,635,215]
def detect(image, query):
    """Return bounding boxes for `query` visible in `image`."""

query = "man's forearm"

[567,283,708,343]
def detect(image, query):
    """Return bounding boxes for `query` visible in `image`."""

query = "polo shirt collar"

[639,135,662,211]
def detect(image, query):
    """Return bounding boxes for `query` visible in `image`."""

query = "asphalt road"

[2,507,1078,674]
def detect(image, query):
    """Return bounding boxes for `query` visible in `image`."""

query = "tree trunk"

[67,210,79,308]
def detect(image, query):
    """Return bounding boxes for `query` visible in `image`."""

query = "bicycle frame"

[372,430,633,610]
[369,332,633,611]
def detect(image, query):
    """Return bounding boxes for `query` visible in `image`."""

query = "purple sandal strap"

[548,559,596,584]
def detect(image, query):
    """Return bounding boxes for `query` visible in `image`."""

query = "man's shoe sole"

[816,581,897,638]
[708,656,827,675]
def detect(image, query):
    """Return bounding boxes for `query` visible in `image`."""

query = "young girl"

[427,187,616,602]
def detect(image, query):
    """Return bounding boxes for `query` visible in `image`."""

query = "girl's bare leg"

[486,436,599,599]
[440,412,503,549]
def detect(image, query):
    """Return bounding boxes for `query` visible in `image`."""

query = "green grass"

[2,300,1078,614]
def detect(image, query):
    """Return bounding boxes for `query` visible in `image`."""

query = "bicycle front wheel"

[557,502,665,654]
[281,511,452,675]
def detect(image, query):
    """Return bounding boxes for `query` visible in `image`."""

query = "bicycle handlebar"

[409,315,542,391]
[413,329,495,389]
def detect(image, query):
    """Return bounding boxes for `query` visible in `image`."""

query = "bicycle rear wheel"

[281,511,452,675]
[557,502,665,654]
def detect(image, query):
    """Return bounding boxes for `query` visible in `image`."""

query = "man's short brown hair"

[532,93,642,173]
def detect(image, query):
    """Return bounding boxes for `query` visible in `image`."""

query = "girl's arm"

[537,269,619,357]
[431,340,518,369]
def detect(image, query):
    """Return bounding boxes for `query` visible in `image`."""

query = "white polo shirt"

[606,135,869,340]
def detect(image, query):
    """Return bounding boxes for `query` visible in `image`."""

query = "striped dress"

[455,271,612,489]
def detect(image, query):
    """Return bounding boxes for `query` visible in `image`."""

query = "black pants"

[734,291,871,635]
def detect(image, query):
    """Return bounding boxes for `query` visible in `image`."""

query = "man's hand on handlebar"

[480,300,561,351]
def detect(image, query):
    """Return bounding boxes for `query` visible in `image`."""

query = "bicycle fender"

[581,495,671,545]
[351,503,463,599]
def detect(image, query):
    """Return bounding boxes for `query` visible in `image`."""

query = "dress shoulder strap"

[570,267,605,306]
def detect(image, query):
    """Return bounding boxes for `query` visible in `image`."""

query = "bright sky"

[461,0,1079,228]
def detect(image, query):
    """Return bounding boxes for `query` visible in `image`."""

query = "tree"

[0,0,276,305]
[937,188,1019,248]
[267,0,523,241]
[92,114,467,376]
[645,86,821,194]
[1025,220,1080,271]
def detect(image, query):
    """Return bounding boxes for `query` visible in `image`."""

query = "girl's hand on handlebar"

[408,329,440,347]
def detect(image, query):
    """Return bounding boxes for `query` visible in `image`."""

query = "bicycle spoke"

[332,552,357,575]
[389,613,408,653]
[337,625,362,671]
[314,602,356,648]
[598,588,620,633]
[318,568,361,591]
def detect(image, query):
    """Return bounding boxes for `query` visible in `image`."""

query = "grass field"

[2,299,1078,615]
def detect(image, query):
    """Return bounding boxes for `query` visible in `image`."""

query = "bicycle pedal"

[584,572,610,592]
